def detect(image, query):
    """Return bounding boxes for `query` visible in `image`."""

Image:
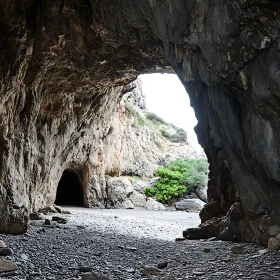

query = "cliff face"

[103,77,199,178]
[1,0,280,245]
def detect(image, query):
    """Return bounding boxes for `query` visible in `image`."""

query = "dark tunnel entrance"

[55,169,84,206]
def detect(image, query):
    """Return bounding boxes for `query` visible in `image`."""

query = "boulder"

[175,199,205,212]
[106,177,134,207]
[145,198,165,211]
[129,191,146,207]
[121,199,134,209]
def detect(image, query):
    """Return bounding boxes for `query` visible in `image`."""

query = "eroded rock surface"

[0,0,280,246]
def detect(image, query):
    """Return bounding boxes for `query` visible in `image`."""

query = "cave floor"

[0,207,280,279]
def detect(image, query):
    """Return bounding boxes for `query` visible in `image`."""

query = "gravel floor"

[1,207,280,279]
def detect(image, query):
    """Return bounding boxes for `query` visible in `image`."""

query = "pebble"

[0,247,13,256]
[203,248,210,253]
[157,261,168,269]
[231,245,246,254]
[0,240,6,248]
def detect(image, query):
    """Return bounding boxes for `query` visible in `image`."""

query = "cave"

[1,0,280,247]
[55,170,84,207]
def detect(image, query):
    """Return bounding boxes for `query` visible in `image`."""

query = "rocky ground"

[1,207,280,279]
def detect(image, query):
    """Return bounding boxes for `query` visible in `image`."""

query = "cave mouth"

[55,169,84,206]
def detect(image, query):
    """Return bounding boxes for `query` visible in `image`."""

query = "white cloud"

[140,73,203,152]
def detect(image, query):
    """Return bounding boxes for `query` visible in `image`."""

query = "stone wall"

[1,0,280,246]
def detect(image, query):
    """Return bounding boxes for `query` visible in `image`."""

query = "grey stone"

[0,247,13,256]
[145,198,165,211]
[30,212,45,220]
[0,260,18,272]
[175,199,205,212]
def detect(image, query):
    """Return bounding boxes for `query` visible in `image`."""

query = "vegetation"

[144,187,157,197]
[144,158,209,203]
[169,128,188,143]
[124,100,148,126]
[146,112,168,125]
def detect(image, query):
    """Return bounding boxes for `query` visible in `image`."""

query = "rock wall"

[103,78,199,178]
[1,0,280,245]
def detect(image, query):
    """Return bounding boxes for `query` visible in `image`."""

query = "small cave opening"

[55,169,84,206]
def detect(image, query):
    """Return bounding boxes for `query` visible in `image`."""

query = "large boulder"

[175,199,205,212]
[129,191,147,207]
[145,198,166,211]
[106,177,134,208]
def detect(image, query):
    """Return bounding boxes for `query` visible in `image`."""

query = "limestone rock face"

[103,78,199,178]
[1,0,280,246]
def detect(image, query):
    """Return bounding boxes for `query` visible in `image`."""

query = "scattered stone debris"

[203,248,210,253]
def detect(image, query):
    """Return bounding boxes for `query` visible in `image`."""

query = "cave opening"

[55,169,84,206]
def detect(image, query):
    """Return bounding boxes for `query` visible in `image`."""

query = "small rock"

[175,237,186,242]
[21,254,28,261]
[0,247,13,256]
[125,268,135,273]
[231,245,246,254]
[140,266,165,276]
[157,261,168,269]
[30,212,44,220]
[207,237,218,241]
[0,240,6,248]
[126,246,137,251]
[0,260,18,272]
[193,271,206,276]
[52,216,68,224]
[62,209,71,214]
[44,219,51,226]
[53,205,63,213]
[203,248,210,253]
[223,258,231,263]
[79,266,92,273]
[268,237,280,251]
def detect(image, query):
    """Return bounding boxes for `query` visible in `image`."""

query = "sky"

[140,73,203,152]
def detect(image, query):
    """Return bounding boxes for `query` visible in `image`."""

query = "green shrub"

[160,128,171,138]
[143,158,209,204]
[143,186,156,197]
[170,128,188,143]
[146,112,168,125]
[124,100,147,126]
